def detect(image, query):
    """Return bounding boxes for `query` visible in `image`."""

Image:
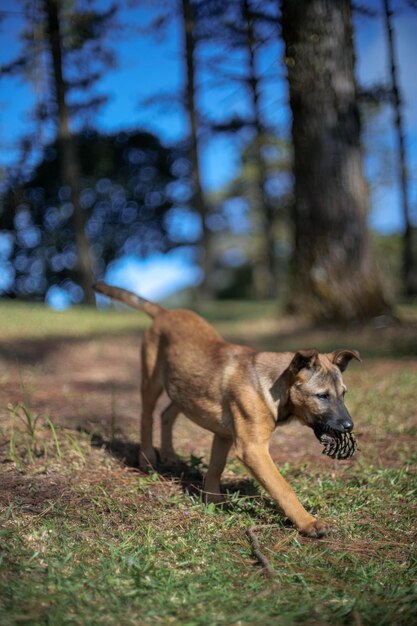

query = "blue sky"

[0,0,416,303]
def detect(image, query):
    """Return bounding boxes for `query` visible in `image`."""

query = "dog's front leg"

[235,440,328,537]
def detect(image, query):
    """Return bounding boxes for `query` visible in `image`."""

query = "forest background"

[0,0,416,321]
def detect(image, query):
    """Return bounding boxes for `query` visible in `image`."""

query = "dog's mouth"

[313,423,358,460]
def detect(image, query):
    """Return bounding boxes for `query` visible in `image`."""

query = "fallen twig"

[246,524,280,578]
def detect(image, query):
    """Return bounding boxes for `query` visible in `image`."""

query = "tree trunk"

[281,0,389,322]
[382,0,415,295]
[181,0,212,298]
[45,0,95,304]
[243,0,277,299]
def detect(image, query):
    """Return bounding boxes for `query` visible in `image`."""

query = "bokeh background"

[0,0,416,320]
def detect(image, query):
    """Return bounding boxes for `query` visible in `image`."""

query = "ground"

[0,301,416,625]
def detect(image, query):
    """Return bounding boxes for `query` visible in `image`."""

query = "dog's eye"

[316,393,330,400]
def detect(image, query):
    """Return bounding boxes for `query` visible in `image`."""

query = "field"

[1,300,417,625]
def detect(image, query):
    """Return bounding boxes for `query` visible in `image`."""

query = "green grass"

[1,453,416,626]
[1,300,417,625]
[0,299,278,341]
[2,298,417,359]
[0,301,148,341]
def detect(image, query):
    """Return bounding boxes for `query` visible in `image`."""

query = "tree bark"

[45,0,95,304]
[281,0,389,322]
[181,0,212,298]
[382,0,415,295]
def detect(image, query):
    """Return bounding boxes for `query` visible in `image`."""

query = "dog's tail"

[93,282,165,319]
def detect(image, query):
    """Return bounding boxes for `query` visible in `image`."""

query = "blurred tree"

[180,0,212,297]
[201,0,282,298]
[45,0,93,303]
[353,0,416,297]
[0,130,183,302]
[139,0,213,297]
[139,0,287,299]
[208,134,291,299]
[281,0,389,322]
[241,0,277,298]
[1,0,116,303]
[382,0,416,295]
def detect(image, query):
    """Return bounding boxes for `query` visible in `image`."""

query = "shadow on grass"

[89,432,275,508]
[0,330,145,366]
[2,317,417,369]
[227,319,417,358]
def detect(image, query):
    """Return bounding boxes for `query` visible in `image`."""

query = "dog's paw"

[299,518,332,538]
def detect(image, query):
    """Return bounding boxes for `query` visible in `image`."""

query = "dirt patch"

[0,470,68,511]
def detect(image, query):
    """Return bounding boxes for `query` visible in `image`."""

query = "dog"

[94,282,360,537]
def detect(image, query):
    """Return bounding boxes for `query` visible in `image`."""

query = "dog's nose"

[341,419,353,432]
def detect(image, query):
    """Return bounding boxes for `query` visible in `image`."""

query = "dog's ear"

[289,349,319,375]
[329,349,361,372]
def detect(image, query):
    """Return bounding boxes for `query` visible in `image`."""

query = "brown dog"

[94,282,360,537]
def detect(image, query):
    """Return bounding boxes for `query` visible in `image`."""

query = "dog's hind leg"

[140,380,162,468]
[140,330,163,469]
[160,402,180,464]
[204,434,233,503]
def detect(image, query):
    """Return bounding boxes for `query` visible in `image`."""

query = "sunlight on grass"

[0,300,280,342]
[0,301,148,341]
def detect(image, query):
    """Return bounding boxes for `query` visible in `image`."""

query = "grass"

[2,297,417,358]
[1,446,416,626]
[0,299,278,342]
[0,301,147,341]
[1,301,417,625]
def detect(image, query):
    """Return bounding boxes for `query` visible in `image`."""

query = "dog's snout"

[341,418,353,432]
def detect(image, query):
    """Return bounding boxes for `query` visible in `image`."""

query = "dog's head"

[288,348,361,438]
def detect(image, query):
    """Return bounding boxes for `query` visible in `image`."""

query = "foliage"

[207,134,292,298]
[134,0,289,299]
[0,129,189,301]
[0,0,117,128]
